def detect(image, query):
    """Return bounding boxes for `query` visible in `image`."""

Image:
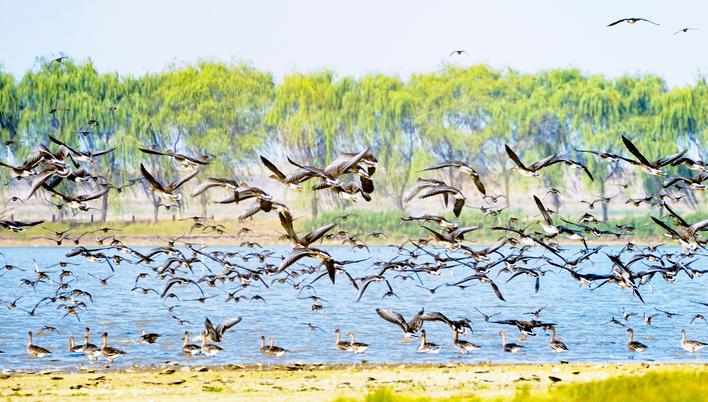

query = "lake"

[0,245,705,371]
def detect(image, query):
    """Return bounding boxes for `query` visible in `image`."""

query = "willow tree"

[266,71,348,217]
[570,76,624,221]
[0,69,19,149]
[654,85,706,208]
[16,59,123,221]
[159,62,274,218]
[341,74,419,209]
[408,65,501,196]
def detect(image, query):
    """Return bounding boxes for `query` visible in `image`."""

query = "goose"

[140,330,160,344]
[83,328,101,362]
[200,331,223,357]
[267,337,286,357]
[27,331,51,357]
[626,328,647,352]
[375,308,425,341]
[101,332,126,365]
[607,17,659,27]
[182,332,200,356]
[347,332,369,354]
[621,135,684,176]
[335,329,352,351]
[548,326,569,352]
[420,160,486,195]
[499,331,523,353]
[203,317,242,343]
[506,145,593,180]
[68,336,85,353]
[140,163,200,202]
[680,329,706,353]
[453,331,480,354]
[417,329,441,354]
[139,147,213,169]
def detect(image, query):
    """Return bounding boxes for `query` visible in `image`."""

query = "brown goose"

[626,328,647,352]
[27,331,51,357]
[101,332,126,365]
[347,332,369,354]
[680,329,706,353]
[335,329,352,351]
[499,331,523,353]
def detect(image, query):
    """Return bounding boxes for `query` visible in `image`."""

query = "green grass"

[333,388,488,402]
[333,370,707,402]
[305,209,708,243]
[2,208,706,245]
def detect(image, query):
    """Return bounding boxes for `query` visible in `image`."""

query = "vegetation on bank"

[1,209,705,244]
[0,59,706,224]
[335,369,708,402]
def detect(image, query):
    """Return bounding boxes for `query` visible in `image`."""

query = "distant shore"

[1,362,705,401]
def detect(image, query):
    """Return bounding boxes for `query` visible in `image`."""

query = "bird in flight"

[674,27,698,34]
[449,50,467,56]
[607,18,659,27]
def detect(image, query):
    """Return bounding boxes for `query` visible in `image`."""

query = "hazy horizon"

[2,0,708,85]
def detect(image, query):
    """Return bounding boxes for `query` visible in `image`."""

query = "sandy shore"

[0,362,704,401]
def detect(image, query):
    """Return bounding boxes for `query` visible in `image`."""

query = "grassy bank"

[1,209,705,246]
[337,368,707,402]
[0,363,704,402]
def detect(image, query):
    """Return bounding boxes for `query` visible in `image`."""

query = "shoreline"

[1,362,705,401]
[0,234,664,248]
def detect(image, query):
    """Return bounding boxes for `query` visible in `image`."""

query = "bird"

[626,328,647,352]
[101,332,126,365]
[607,18,659,27]
[180,332,200,356]
[204,317,242,342]
[547,326,568,352]
[417,329,441,354]
[200,331,224,357]
[404,178,467,217]
[449,50,467,56]
[420,160,486,195]
[26,331,51,357]
[680,329,706,353]
[505,145,593,180]
[452,331,480,353]
[499,331,523,353]
[347,332,369,354]
[674,27,698,34]
[621,135,685,176]
[376,308,425,341]
[140,330,160,344]
[140,163,200,202]
[335,328,352,351]
[139,147,214,169]
[260,336,286,357]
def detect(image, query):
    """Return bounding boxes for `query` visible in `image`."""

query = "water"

[0,245,705,371]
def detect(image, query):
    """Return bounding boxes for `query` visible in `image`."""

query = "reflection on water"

[0,246,705,370]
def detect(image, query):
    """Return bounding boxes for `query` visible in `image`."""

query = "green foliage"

[0,59,706,220]
[333,370,707,402]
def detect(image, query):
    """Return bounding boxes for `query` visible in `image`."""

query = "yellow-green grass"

[335,368,708,402]
[0,363,703,402]
[1,209,705,246]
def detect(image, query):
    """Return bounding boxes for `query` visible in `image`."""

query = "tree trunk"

[153,203,160,223]
[310,193,318,217]
[200,194,208,219]
[57,208,64,224]
[100,192,109,223]
[503,170,511,209]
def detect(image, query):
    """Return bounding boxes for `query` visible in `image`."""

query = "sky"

[1,0,707,86]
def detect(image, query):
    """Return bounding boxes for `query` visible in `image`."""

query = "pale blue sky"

[1,0,707,85]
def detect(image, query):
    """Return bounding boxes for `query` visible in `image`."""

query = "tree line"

[0,57,705,222]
